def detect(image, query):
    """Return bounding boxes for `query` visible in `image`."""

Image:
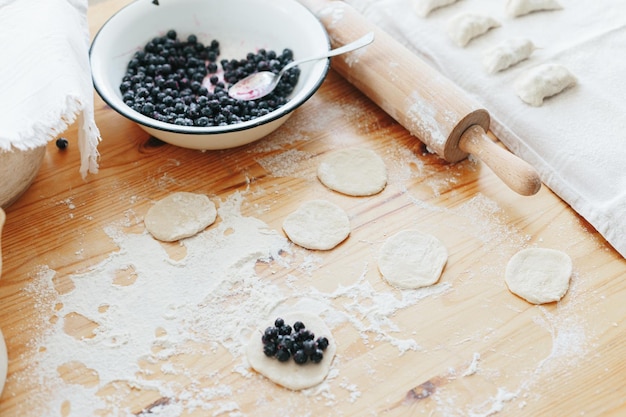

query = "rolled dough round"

[144,192,217,242]
[505,248,572,304]
[282,200,350,250]
[317,147,387,196]
[378,230,448,289]
[246,312,336,391]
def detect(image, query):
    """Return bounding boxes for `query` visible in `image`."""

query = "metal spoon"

[228,32,375,101]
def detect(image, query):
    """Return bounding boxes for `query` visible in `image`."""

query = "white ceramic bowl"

[90,0,330,150]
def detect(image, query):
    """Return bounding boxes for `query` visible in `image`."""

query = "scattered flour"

[14,181,596,417]
[406,90,448,150]
[20,192,292,416]
[318,2,346,28]
[309,268,451,354]
[12,97,597,416]
[255,149,315,178]
[462,352,481,377]
[468,388,519,417]
[17,189,452,416]
[533,297,589,371]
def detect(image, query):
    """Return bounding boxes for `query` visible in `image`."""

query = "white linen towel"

[0,0,100,177]
[346,0,626,258]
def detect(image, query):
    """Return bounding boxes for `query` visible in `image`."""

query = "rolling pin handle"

[459,125,542,196]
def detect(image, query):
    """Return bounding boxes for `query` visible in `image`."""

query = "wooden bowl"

[0,146,46,208]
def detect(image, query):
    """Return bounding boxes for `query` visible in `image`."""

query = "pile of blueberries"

[262,318,329,365]
[119,30,300,127]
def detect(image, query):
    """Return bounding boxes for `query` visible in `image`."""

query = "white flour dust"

[18,190,453,417]
[468,388,519,417]
[22,192,291,415]
[255,149,315,178]
[462,352,481,377]
[13,121,597,417]
[16,184,597,417]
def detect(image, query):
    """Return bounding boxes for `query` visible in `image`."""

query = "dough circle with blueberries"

[282,200,350,250]
[246,312,337,391]
[144,192,217,242]
[378,230,448,289]
[505,248,572,304]
[317,147,387,196]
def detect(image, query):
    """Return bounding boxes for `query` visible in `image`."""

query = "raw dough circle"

[246,312,336,391]
[505,248,572,304]
[282,200,350,250]
[317,147,387,196]
[144,192,217,242]
[378,230,448,289]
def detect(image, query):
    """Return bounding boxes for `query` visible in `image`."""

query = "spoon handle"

[282,32,375,73]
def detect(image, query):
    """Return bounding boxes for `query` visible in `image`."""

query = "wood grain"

[0,1,624,416]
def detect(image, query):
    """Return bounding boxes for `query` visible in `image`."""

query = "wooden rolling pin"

[298,0,542,196]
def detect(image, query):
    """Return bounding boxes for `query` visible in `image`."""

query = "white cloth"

[0,0,100,177]
[346,0,626,258]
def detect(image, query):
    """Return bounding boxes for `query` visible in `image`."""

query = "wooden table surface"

[0,1,625,416]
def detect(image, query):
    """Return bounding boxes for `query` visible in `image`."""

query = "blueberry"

[122,91,135,102]
[263,326,278,341]
[295,329,316,345]
[214,114,227,124]
[160,64,172,76]
[310,349,324,363]
[194,116,210,127]
[55,137,69,150]
[120,80,132,93]
[316,337,329,351]
[276,348,290,362]
[141,103,155,115]
[174,102,185,113]
[302,339,316,356]
[263,343,277,357]
[207,51,218,62]
[278,324,292,336]
[277,335,294,352]
[293,350,308,365]
[282,48,294,61]
[190,80,202,92]
[256,61,270,71]
[293,321,305,332]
